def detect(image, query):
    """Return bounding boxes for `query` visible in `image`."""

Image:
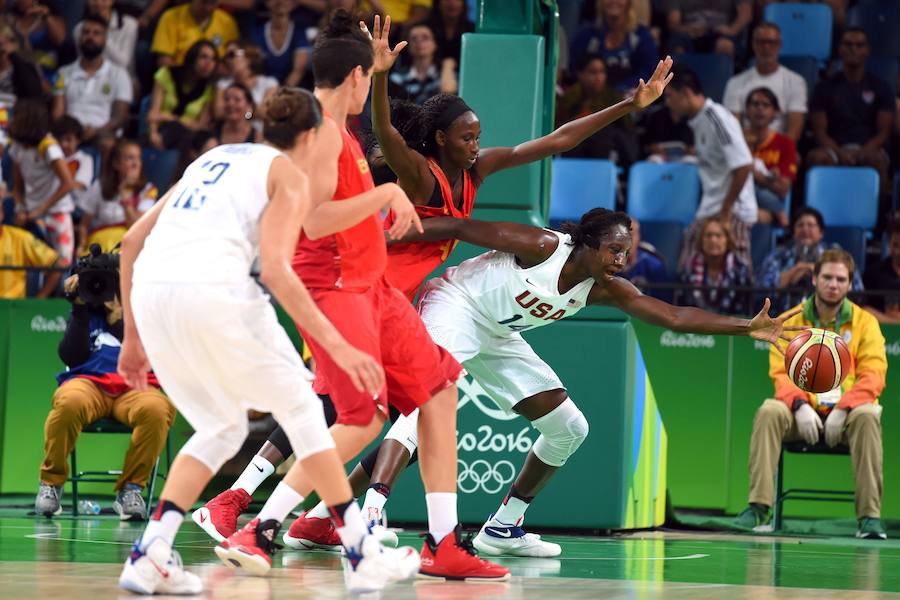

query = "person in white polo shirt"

[665,66,756,271]
[51,13,132,153]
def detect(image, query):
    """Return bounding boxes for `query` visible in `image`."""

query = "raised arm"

[475,56,674,179]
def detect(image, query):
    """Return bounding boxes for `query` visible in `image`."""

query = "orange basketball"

[784,328,852,394]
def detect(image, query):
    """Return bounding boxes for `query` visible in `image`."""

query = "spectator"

[251,0,311,86]
[215,42,278,122]
[757,207,864,313]
[212,82,259,145]
[77,138,157,254]
[146,39,217,151]
[733,249,887,541]
[50,116,94,215]
[8,98,77,267]
[51,14,133,153]
[639,103,694,162]
[0,200,61,298]
[679,215,752,315]
[35,264,175,520]
[0,21,45,104]
[8,0,68,76]
[664,0,752,58]
[665,67,755,270]
[363,0,431,24]
[424,0,474,66]
[807,28,893,182]
[744,87,796,228]
[570,0,659,94]
[556,53,638,163]
[864,215,900,323]
[151,0,239,67]
[73,0,139,80]
[621,217,670,300]
[389,23,455,104]
[722,22,807,142]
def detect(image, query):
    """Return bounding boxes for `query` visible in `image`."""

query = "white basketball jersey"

[135,144,284,284]
[423,230,595,335]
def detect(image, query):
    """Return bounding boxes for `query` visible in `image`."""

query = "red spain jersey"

[753,131,798,182]
[385,159,478,302]
[292,118,386,291]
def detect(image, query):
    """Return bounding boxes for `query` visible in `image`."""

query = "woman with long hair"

[679,215,753,315]
[213,82,260,145]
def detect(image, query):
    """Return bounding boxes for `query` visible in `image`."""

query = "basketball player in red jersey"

[217,10,509,581]
[368,16,673,301]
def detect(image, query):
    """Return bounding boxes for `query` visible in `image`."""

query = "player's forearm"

[304,184,398,240]
[665,305,752,335]
[388,216,461,245]
[548,99,635,153]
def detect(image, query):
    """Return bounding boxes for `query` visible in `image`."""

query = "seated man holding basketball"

[734,249,887,539]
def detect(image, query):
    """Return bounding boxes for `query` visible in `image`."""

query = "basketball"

[784,328,852,394]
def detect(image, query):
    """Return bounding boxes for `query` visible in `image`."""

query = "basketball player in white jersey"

[294,207,804,559]
[115,87,420,595]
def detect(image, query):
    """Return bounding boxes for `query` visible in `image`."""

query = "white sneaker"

[473,514,561,558]
[344,534,420,593]
[118,537,203,595]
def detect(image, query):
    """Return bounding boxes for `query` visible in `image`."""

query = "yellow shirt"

[362,0,433,21]
[0,225,59,299]
[151,4,239,65]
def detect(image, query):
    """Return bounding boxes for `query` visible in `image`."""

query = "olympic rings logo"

[457,375,518,421]
[457,458,517,494]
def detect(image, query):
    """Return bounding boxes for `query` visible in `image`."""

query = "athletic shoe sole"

[417,570,511,582]
[192,507,227,543]
[113,501,146,522]
[118,571,155,595]
[38,506,62,518]
[282,533,341,552]
[214,545,272,576]
[472,535,561,558]
[856,531,888,540]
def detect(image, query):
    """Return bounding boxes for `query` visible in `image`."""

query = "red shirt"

[292,118,385,291]
[385,160,478,301]
[753,131,798,182]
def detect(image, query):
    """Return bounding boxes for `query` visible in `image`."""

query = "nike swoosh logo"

[200,512,208,523]
[254,464,264,473]
[525,278,535,286]
[485,527,512,538]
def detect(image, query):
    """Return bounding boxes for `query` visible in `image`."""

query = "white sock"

[139,504,184,551]
[307,500,331,519]
[333,501,368,550]
[425,492,457,543]
[230,455,275,495]
[362,487,389,522]
[256,481,304,524]
[494,494,530,525]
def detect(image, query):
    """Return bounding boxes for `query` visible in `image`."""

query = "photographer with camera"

[35,245,175,520]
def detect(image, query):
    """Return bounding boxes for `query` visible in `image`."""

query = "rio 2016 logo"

[457,458,517,494]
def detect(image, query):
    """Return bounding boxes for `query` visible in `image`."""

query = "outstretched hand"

[631,55,674,109]
[362,15,407,74]
[747,298,808,355]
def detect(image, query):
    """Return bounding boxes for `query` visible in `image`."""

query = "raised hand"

[632,55,674,109]
[747,298,808,355]
[362,15,408,74]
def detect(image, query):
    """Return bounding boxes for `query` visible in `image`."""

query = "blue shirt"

[251,21,310,84]
[570,24,659,92]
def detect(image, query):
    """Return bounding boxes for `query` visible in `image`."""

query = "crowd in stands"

[0,0,897,323]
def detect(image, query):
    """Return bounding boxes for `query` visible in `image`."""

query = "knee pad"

[181,419,249,473]
[272,391,335,461]
[531,399,588,467]
[383,410,420,456]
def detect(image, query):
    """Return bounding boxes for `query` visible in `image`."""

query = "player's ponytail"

[312,9,374,88]
[262,87,323,149]
[560,208,632,249]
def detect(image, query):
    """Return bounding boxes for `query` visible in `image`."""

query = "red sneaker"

[418,525,510,581]
[214,518,281,576]
[282,512,342,551]
[191,488,251,543]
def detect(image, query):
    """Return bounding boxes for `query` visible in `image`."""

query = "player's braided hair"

[560,208,632,249]
[388,93,475,158]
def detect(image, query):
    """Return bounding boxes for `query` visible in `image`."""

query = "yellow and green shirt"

[0,225,59,299]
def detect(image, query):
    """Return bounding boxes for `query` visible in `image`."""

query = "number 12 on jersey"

[172,161,231,210]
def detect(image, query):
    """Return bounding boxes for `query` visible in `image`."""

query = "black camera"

[72,244,120,307]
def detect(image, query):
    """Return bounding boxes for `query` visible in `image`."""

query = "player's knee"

[384,411,420,457]
[182,420,248,472]
[531,399,588,467]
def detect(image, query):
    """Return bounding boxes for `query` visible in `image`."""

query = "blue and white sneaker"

[473,513,561,558]
[366,507,399,548]
[118,537,203,595]
[343,534,420,593]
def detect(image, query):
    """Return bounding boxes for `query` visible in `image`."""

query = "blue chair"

[672,53,734,103]
[142,147,180,194]
[627,161,700,226]
[779,55,820,97]
[824,226,868,275]
[751,223,776,274]
[639,220,684,279]
[848,2,900,60]
[764,3,833,63]
[805,166,879,230]
[549,158,617,228]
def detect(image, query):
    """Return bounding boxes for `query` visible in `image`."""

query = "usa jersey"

[135,143,283,284]
[421,230,595,335]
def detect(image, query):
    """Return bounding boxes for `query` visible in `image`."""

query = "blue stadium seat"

[805,166,879,230]
[672,53,734,103]
[824,226,868,275]
[627,161,700,226]
[751,223,777,273]
[142,147,180,194]
[848,1,900,60]
[764,3,833,62]
[638,221,684,278]
[779,55,820,97]
[549,158,616,228]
